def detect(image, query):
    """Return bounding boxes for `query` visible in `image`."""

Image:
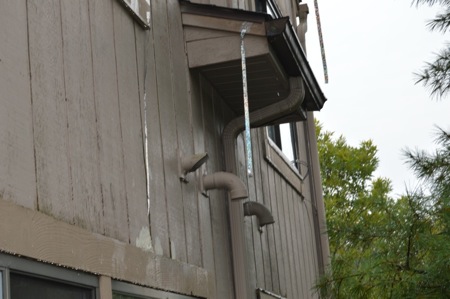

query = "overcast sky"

[304,0,450,196]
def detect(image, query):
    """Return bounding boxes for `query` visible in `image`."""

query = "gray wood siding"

[0,0,36,210]
[0,0,325,298]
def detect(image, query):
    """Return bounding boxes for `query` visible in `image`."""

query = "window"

[255,0,280,17]
[0,254,97,299]
[10,272,94,299]
[118,0,151,29]
[255,0,267,12]
[268,123,300,170]
[265,124,306,193]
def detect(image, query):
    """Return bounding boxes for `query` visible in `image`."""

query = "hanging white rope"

[240,21,253,177]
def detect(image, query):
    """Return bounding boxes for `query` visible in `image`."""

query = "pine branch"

[412,0,450,7]
[427,10,450,32]
[415,46,450,99]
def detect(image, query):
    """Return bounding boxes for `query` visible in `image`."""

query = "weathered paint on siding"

[0,0,326,298]
[0,0,36,210]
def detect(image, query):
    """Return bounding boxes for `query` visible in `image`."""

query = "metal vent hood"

[180,0,327,125]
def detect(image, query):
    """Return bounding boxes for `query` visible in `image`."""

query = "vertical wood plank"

[256,129,280,294]
[304,199,319,297]
[167,0,202,266]
[60,0,103,233]
[99,276,112,299]
[292,191,308,298]
[203,82,233,298]
[287,187,302,298]
[88,0,128,242]
[297,121,317,296]
[193,73,216,291]
[134,23,170,256]
[267,162,286,296]
[152,0,187,262]
[252,129,273,291]
[28,0,73,222]
[239,132,262,290]
[278,176,295,298]
[0,0,36,209]
[218,86,239,298]
[112,1,148,245]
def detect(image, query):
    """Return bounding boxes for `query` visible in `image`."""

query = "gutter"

[265,17,326,111]
[223,77,305,299]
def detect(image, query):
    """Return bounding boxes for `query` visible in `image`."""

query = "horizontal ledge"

[0,199,211,298]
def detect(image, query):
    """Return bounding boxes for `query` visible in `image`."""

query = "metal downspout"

[305,112,330,274]
[296,4,330,276]
[223,76,305,299]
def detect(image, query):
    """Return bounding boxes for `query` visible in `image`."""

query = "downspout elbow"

[203,172,248,200]
[243,201,275,227]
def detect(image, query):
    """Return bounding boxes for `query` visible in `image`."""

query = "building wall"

[0,0,326,298]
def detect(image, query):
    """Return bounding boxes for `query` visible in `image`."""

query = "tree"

[413,0,450,98]
[314,121,394,298]
[315,121,450,298]
[401,127,450,297]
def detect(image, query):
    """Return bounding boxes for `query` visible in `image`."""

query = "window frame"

[0,267,5,299]
[0,253,99,298]
[264,125,306,194]
[112,280,198,299]
[117,0,151,29]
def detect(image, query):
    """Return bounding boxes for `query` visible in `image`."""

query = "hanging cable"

[240,21,254,177]
[313,0,328,83]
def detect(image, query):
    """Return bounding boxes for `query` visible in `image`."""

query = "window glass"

[10,272,93,299]
[254,0,266,12]
[268,123,299,170]
[280,123,295,162]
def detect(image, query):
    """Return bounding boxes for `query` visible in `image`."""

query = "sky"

[304,0,450,196]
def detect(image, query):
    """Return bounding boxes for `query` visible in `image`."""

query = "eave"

[180,0,327,125]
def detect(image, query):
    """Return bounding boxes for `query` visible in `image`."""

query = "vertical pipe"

[305,112,330,274]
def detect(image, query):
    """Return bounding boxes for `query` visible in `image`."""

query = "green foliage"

[412,0,450,98]
[315,121,450,298]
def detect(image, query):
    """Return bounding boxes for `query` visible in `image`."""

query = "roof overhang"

[180,0,327,124]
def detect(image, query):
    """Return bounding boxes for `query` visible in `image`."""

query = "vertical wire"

[313,0,328,83]
[241,22,254,177]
